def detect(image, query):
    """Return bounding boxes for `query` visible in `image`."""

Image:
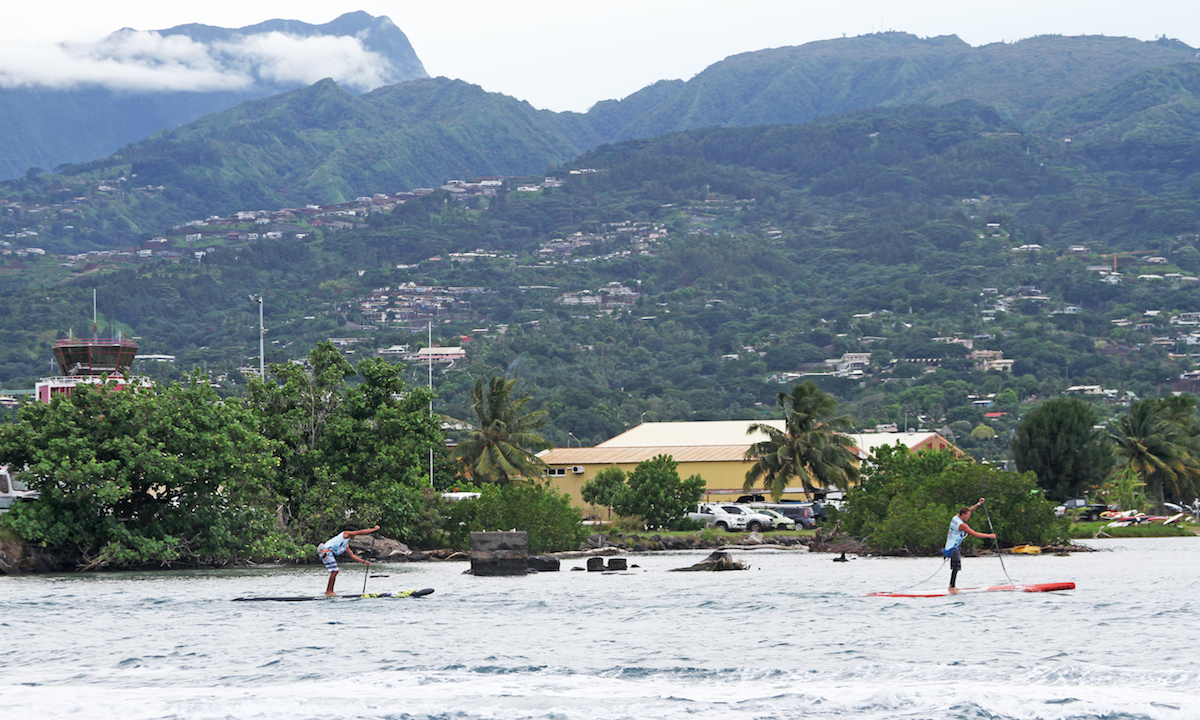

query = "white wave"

[4,672,1198,720]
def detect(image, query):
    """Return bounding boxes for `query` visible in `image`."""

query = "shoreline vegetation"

[4,523,1193,575]
[2,369,1196,575]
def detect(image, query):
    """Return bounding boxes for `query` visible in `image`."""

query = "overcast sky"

[2,1,1196,112]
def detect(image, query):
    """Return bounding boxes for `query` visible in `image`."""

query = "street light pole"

[428,320,434,488]
[250,295,264,379]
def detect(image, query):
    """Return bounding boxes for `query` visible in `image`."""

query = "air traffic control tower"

[35,337,145,402]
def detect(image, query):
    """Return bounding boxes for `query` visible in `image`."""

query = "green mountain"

[4,100,1200,454]
[0,12,427,181]
[12,30,1197,249]
[52,77,598,226]
[5,32,1200,460]
[604,33,1199,139]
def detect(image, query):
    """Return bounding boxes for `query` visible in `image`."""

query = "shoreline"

[3,526,1169,575]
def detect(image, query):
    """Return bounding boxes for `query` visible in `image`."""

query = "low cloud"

[0,29,393,92]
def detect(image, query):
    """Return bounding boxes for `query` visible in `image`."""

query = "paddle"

[979,499,1014,583]
[362,561,370,595]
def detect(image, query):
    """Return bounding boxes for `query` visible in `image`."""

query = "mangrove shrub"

[842,444,1070,554]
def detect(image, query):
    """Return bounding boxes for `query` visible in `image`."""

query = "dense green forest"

[4,94,1200,470]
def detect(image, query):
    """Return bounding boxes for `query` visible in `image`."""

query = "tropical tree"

[842,444,1067,553]
[443,481,587,553]
[744,382,860,500]
[0,377,290,568]
[1012,397,1112,500]
[611,454,706,530]
[247,342,446,545]
[1107,397,1200,513]
[452,376,549,484]
[580,466,628,519]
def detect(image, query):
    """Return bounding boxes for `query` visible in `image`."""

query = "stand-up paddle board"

[233,588,434,602]
[867,582,1074,598]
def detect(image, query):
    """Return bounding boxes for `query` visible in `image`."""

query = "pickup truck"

[688,504,773,533]
[0,466,39,515]
[1055,498,1109,522]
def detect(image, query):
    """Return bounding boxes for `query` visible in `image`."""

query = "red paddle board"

[867,582,1075,597]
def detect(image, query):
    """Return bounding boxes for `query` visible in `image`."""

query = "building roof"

[540,445,752,464]
[550,421,951,460]
[843,432,951,456]
[596,420,785,448]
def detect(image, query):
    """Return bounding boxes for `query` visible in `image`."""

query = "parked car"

[688,503,773,533]
[753,508,797,531]
[1055,498,1109,522]
[761,503,817,529]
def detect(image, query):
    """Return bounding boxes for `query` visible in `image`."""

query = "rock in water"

[469,531,529,576]
[670,551,748,572]
[526,555,561,572]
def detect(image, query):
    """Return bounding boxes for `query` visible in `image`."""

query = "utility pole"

[429,321,434,488]
[250,295,264,379]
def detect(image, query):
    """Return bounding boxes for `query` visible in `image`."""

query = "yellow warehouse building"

[538,420,956,517]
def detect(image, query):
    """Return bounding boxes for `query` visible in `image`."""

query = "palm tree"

[452,376,549,484]
[744,382,860,501]
[1107,398,1200,513]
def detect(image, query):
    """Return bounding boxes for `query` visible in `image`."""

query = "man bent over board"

[318,525,379,595]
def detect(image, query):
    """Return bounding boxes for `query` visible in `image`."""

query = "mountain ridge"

[7,29,1200,250]
[0,12,427,180]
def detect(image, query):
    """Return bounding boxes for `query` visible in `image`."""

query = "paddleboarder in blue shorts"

[318,525,379,595]
[944,499,994,594]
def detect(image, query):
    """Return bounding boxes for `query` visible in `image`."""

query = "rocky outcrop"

[526,555,561,572]
[468,531,530,576]
[351,534,414,561]
[670,551,749,572]
[0,536,72,574]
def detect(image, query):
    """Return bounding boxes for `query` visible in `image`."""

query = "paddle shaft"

[362,561,370,594]
[980,500,1013,583]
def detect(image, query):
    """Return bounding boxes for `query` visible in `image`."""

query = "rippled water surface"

[2,537,1198,719]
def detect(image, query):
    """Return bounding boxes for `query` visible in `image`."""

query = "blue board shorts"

[318,547,339,572]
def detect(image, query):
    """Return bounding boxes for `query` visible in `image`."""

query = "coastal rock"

[526,555,560,572]
[670,551,749,572]
[351,535,412,561]
[0,536,72,574]
[468,531,529,576]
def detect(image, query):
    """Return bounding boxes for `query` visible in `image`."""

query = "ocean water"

[1,537,1197,720]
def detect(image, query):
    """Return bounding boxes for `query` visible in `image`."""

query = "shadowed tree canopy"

[611,454,706,530]
[246,341,444,545]
[0,377,287,568]
[1012,397,1112,500]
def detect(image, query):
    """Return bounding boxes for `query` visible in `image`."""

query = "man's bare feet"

[948,587,962,595]
[325,592,338,596]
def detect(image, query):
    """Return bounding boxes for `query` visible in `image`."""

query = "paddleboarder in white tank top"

[943,499,994,594]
